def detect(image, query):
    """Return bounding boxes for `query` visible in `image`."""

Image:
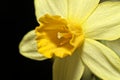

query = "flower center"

[57,32,72,45]
[35,14,84,58]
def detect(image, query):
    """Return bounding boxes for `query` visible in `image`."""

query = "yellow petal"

[83,1,120,40]
[34,0,67,23]
[101,38,120,57]
[68,0,100,24]
[53,50,84,80]
[19,30,47,60]
[81,39,120,80]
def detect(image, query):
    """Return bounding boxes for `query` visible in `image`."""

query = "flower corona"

[35,14,84,58]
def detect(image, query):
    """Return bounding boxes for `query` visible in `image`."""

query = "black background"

[6,0,52,80]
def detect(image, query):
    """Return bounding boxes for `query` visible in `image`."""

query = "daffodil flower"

[19,0,120,80]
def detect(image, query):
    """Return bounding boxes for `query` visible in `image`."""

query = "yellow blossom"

[19,0,120,80]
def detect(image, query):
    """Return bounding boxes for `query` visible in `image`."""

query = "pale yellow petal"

[68,0,100,24]
[34,0,67,22]
[83,1,120,40]
[81,39,120,80]
[53,50,84,80]
[101,38,120,57]
[19,30,47,60]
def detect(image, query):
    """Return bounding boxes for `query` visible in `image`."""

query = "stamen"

[57,32,62,39]
[57,32,72,39]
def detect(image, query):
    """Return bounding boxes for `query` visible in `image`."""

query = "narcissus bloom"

[19,0,120,80]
